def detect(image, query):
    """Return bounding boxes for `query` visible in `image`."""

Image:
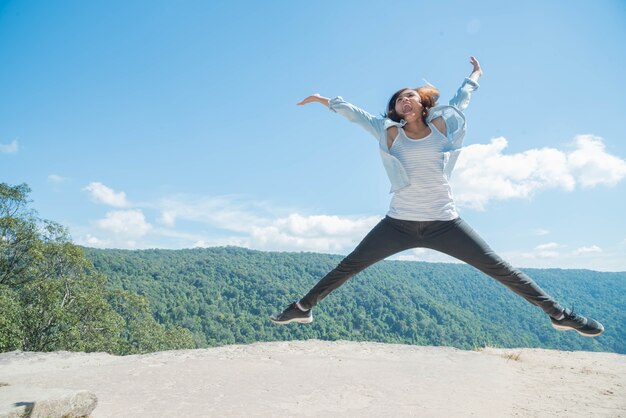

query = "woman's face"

[394,89,423,121]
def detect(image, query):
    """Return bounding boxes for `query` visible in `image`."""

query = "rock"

[0,383,97,418]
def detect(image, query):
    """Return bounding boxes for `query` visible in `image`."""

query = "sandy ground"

[1,340,625,417]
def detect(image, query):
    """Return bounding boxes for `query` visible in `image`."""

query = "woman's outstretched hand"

[469,56,482,82]
[297,94,330,107]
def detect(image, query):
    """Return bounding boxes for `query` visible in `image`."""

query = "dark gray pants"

[299,216,563,317]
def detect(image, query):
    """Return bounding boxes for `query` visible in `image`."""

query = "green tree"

[107,290,194,354]
[16,220,124,352]
[0,286,23,351]
[0,183,39,286]
[0,182,194,354]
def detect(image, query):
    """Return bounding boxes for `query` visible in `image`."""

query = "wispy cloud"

[371,243,619,271]
[48,174,68,183]
[157,195,380,252]
[573,245,602,255]
[0,139,18,154]
[533,229,550,236]
[501,242,620,271]
[511,241,611,266]
[83,182,129,208]
[155,195,268,232]
[452,135,626,210]
[533,242,561,259]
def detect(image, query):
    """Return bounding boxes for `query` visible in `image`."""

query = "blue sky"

[2,0,626,271]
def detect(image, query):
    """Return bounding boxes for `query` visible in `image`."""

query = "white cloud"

[452,135,626,210]
[535,242,559,251]
[394,248,460,264]
[155,196,382,252]
[516,242,605,262]
[157,195,267,233]
[84,182,129,208]
[244,214,380,252]
[573,245,602,255]
[567,135,626,187]
[0,139,18,154]
[530,242,562,259]
[533,229,550,236]
[48,174,68,183]
[81,234,108,247]
[159,211,177,227]
[501,245,622,271]
[95,210,152,239]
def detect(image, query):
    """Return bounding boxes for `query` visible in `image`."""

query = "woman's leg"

[299,216,418,310]
[422,217,564,318]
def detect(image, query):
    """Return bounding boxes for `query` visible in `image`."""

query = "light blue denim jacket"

[328,78,479,193]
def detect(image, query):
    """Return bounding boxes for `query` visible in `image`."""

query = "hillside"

[83,246,626,354]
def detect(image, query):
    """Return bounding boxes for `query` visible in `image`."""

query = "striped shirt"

[387,123,458,221]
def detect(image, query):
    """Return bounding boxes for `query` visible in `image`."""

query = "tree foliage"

[85,246,626,354]
[0,183,194,354]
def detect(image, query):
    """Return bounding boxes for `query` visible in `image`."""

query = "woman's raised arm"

[447,56,482,111]
[297,94,385,142]
[468,56,482,83]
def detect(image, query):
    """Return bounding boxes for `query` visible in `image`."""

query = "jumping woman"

[270,57,604,337]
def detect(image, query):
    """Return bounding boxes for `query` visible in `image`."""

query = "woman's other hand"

[297,94,330,107]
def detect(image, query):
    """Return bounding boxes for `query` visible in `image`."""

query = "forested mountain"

[84,246,626,354]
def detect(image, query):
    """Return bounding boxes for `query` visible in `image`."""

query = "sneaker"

[270,302,313,324]
[551,308,604,337]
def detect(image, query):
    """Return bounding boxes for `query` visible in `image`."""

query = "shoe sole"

[269,316,313,325]
[551,323,604,337]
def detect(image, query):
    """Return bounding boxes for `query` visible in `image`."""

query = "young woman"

[270,57,604,337]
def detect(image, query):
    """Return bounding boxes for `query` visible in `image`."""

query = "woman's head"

[385,86,440,123]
